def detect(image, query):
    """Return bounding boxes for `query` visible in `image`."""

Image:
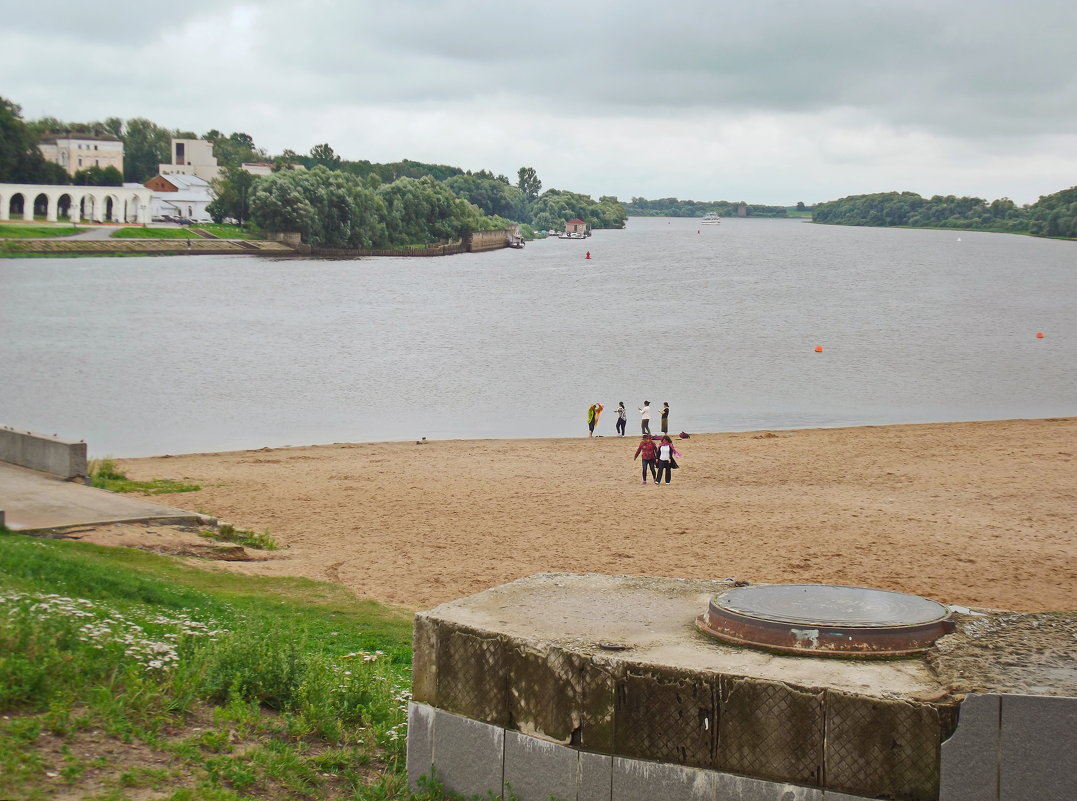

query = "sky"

[2,0,1076,206]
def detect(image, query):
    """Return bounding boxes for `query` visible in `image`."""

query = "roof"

[567,217,585,224]
[39,134,123,144]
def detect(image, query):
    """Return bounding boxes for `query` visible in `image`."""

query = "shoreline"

[104,417,1074,614]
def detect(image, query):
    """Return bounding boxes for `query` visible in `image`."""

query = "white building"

[141,173,214,222]
[159,138,221,182]
[39,134,124,177]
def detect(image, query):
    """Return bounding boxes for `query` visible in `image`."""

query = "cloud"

[1,0,1075,204]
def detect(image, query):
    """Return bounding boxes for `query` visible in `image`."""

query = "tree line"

[623,197,795,218]
[812,190,1077,238]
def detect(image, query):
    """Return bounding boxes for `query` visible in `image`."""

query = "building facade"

[159,138,222,182]
[38,135,124,177]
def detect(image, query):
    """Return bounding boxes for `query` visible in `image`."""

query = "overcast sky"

[3,0,1075,205]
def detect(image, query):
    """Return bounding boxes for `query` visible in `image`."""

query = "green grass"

[198,223,264,240]
[201,523,280,551]
[0,224,80,238]
[0,526,458,800]
[111,227,199,239]
[89,457,201,495]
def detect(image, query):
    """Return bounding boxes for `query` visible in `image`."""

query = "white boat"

[701,212,721,225]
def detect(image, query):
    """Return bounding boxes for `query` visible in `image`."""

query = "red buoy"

[585,251,591,260]
[1036,332,1045,338]
[815,345,824,353]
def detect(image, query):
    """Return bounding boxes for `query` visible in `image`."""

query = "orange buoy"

[814,345,824,353]
[585,251,591,259]
[1036,332,1045,338]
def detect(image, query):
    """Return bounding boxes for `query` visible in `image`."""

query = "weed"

[88,457,201,495]
[200,524,278,550]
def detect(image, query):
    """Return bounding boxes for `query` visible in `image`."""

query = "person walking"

[639,401,651,435]
[587,402,604,437]
[633,434,659,484]
[660,402,670,434]
[615,402,627,437]
[655,434,682,485]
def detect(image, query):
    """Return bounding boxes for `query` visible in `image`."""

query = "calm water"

[1,217,1074,457]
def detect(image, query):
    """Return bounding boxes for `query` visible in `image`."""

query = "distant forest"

[812,189,1077,238]
[623,198,799,218]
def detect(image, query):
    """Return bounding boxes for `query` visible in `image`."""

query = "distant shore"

[103,418,1076,613]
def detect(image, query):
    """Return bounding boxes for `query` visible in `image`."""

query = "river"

[1,217,1073,456]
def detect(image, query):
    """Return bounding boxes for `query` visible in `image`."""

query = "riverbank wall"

[0,239,295,257]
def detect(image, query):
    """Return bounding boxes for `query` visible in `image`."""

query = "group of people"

[586,400,671,437]
[585,401,683,485]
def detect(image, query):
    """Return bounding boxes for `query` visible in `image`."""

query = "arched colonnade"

[0,183,153,224]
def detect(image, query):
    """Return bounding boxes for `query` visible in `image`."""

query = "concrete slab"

[433,708,505,799]
[999,694,1077,801]
[579,751,613,801]
[939,693,1000,801]
[504,729,578,801]
[613,757,717,801]
[0,462,203,531]
[406,702,436,794]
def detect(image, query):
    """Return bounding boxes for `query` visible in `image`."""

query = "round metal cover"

[696,584,954,657]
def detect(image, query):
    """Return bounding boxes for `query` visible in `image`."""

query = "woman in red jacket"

[633,435,659,484]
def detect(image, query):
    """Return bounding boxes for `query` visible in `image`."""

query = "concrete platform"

[409,573,1077,801]
[0,462,204,532]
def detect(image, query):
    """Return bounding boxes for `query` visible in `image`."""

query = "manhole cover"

[696,584,954,657]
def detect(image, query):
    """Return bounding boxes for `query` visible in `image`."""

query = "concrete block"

[999,694,1077,801]
[506,641,583,744]
[718,676,825,786]
[824,690,949,801]
[578,751,613,801]
[822,792,877,800]
[715,771,823,800]
[615,668,718,768]
[411,613,439,706]
[433,707,505,799]
[613,756,717,801]
[406,702,436,793]
[504,729,578,801]
[938,693,1000,801]
[435,622,509,726]
[0,427,87,478]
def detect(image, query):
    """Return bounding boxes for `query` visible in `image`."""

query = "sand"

[110,419,1076,613]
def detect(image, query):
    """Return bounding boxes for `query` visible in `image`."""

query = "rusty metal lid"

[696,584,954,657]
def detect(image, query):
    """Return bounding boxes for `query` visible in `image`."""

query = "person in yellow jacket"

[587,403,604,437]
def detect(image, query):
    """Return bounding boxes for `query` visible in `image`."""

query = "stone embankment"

[0,238,295,256]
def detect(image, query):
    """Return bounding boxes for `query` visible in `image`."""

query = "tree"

[309,143,341,170]
[208,166,257,224]
[0,97,70,184]
[122,118,172,182]
[73,165,123,186]
[517,167,542,203]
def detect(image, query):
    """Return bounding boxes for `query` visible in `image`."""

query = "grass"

[111,227,199,239]
[0,526,466,800]
[0,224,80,238]
[89,457,201,495]
[201,523,280,551]
[199,223,265,240]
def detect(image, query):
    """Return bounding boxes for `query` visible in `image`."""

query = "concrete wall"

[409,694,1077,801]
[0,427,87,479]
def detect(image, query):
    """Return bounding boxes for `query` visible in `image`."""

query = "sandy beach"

[108,418,1076,613]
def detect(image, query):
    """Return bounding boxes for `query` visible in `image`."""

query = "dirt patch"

[53,522,279,563]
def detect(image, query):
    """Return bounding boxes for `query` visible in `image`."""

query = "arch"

[57,193,74,221]
[8,191,27,220]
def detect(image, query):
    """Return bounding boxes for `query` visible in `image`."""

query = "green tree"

[208,166,257,224]
[0,97,70,184]
[517,167,542,203]
[122,118,172,182]
[309,143,341,170]
[72,165,123,186]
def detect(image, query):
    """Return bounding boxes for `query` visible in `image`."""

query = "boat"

[701,212,720,225]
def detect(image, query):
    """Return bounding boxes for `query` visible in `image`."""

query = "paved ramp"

[0,462,204,532]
